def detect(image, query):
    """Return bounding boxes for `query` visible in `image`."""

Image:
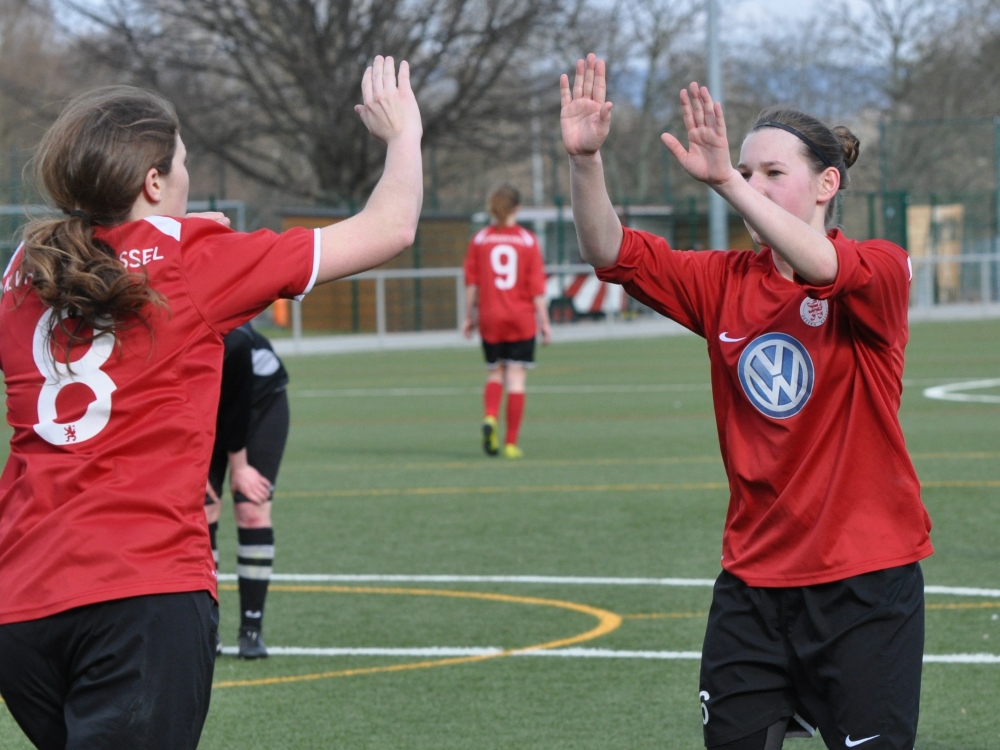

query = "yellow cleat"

[502,443,523,459]
[482,417,499,456]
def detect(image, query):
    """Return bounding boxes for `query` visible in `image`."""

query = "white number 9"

[490,244,518,291]
[32,308,117,446]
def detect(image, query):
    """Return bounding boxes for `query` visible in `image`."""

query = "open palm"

[560,54,613,156]
[661,83,733,186]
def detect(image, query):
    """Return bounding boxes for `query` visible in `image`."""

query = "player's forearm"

[465,285,478,325]
[569,152,623,269]
[533,296,550,327]
[316,131,423,283]
[228,448,250,473]
[715,172,838,284]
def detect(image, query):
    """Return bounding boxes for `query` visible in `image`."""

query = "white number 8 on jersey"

[490,244,518,291]
[32,308,117,446]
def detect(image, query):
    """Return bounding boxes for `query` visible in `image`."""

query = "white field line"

[218,573,717,586]
[291,384,711,398]
[218,574,1000,597]
[216,646,999,664]
[923,378,1000,404]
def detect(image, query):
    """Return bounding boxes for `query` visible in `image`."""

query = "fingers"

[560,73,571,108]
[372,55,385,99]
[593,59,607,104]
[398,59,410,91]
[661,132,688,162]
[361,65,374,107]
[700,85,716,129]
[713,101,727,137]
[582,53,596,99]
[679,88,695,133]
[688,82,704,127]
[600,101,613,122]
[572,58,584,100]
[383,55,396,91]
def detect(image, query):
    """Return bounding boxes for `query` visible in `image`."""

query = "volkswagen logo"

[737,333,814,419]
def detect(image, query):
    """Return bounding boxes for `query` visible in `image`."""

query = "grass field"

[2,319,1000,748]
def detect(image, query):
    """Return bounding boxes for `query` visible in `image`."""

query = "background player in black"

[205,322,289,658]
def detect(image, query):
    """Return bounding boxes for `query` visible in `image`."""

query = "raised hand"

[661,83,734,186]
[560,54,613,156]
[354,56,422,145]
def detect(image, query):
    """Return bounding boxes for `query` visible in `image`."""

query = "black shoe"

[238,627,268,659]
[482,417,499,456]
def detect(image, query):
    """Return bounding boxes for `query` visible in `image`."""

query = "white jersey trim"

[143,215,181,241]
[294,228,321,301]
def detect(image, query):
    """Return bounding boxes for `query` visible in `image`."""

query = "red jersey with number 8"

[464,225,546,343]
[0,216,319,625]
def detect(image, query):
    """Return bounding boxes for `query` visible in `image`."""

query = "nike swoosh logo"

[719,332,746,343]
[845,735,880,747]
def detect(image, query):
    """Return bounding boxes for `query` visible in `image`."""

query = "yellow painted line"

[278,482,728,499]
[622,611,707,620]
[927,601,1000,611]
[212,585,622,689]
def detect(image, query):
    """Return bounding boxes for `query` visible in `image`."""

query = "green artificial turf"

[1,320,999,748]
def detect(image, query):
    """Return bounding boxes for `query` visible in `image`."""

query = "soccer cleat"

[482,417,499,456]
[237,626,268,659]
[502,443,523,459]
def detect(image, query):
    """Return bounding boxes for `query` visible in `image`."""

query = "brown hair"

[748,106,860,228]
[487,185,521,225]
[20,85,176,361]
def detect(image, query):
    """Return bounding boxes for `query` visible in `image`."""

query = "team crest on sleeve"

[799,297,828,326]
[737,333,814,419]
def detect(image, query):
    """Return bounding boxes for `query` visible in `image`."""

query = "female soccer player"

[561,54,932,750]
[0,55,421,750]
[462,185,552,458]
[204,322,289,659]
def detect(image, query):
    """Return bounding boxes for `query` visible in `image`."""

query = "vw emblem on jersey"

[737,333,814,419]
[799,297,829,327]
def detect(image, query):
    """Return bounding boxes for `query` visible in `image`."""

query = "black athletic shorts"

[700,563,924,749]
[482,337,536,368]
[0,591,218,750]
[207,389,290,504]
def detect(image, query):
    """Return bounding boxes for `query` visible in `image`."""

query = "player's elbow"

[397,225,417,250]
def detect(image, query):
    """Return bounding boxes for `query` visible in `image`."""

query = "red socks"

[484,382,503,419]
[505,393,525,446]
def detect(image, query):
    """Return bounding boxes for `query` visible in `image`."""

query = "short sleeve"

[795,232,910,348]
[463,243,478,287]
[595,228,727,337]
[181,219,320,333]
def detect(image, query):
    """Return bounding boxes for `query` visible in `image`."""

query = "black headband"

[755,121,836,169]
[68,209,92,224]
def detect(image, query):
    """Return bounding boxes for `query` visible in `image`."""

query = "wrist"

[569,151,602,168]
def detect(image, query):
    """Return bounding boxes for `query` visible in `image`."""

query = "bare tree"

[64,0,566,203]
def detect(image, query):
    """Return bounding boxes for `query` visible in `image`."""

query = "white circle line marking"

[923,379,1000,403]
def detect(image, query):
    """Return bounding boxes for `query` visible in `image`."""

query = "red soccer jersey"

[464,225,546,343]
[0,216,320,624]
[597,228,932,587]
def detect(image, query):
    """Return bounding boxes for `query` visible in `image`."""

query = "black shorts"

[207,389,290,504]
[700,564,924,749]
[482,337,536,368]
[0,591,217,750]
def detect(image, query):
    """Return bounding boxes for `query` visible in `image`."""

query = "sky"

[728,0,871,28]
